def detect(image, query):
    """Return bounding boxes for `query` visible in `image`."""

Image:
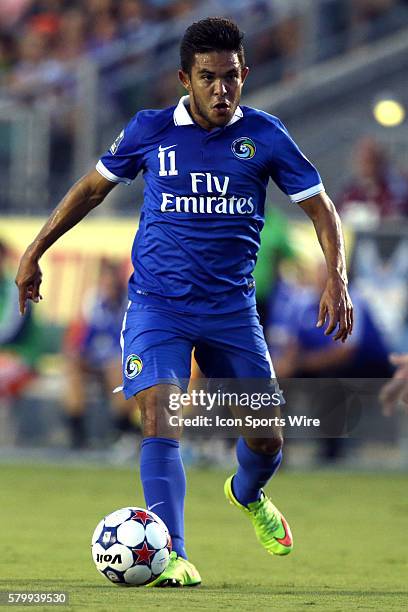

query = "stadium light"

[373,96,406,127]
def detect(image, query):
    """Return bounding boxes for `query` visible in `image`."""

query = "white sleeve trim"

[96,160,132,185]
[289,183,324,203]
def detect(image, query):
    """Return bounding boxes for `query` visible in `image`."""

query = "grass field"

[0,464,407,611]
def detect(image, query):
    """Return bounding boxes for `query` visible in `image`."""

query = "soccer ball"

[91,507,171,586]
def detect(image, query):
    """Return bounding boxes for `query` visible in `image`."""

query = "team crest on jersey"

[125,354,143,379]
[231,137,256,160]
[110,129,124,155]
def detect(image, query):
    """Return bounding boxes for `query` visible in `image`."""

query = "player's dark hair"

[180,17,245,74]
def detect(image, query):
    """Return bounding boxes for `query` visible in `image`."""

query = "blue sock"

[140,437,187,559]
[232,437,282,507]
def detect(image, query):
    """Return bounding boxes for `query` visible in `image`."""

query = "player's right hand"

[15,255,43,315]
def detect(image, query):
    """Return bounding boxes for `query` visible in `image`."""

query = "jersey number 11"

[158,149,178,176]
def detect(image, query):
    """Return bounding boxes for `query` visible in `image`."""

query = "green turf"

[0,464,407,611]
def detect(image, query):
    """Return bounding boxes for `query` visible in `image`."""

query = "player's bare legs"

[134,383,183,440]
[246,434,284,456]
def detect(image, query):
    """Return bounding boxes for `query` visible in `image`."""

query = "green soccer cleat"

[147,551,202,588]
[224,475,293,556]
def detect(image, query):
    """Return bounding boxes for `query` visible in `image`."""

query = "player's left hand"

[316,277,353,342]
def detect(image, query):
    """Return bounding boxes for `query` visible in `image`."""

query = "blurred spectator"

[54,9,87,61]
[62,259,135,449]
[268,260,392,379]
[7,28,66,101]
[0,239,42,398]
[0,0,32,29]
[0,33,17,85]
[160,0,196,21]
[267,259,393,461]
[119,0,148,42]
[380,353,408,415]
[87,9,120,59]
[350,0,408,45]
[316,0,350,61]
[86,0,115,16]
[338,137,408,224]
[254,206,295,326]
[250,11,302,83]
[350,228,408,351]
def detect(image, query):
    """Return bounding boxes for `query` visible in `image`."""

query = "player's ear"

[178,69,191,91]
[241,66,249,84]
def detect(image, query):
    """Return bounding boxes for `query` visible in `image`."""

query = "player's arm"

[15,169,116,315]
[299,191,353,343]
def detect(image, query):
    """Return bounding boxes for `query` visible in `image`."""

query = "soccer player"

[16,18,353,587]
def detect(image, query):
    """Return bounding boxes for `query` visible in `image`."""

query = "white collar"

[173,95,243,127]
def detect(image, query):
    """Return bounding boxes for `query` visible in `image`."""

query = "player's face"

[179,51,249,130]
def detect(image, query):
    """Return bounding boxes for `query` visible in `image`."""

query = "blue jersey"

[97,96,323,314]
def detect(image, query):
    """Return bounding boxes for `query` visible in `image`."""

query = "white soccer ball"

[91,507,171,586]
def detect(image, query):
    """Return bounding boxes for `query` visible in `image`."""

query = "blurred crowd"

[338,136,408,224]
[317,0,408,60]
[1,1,408,213]
[0,244,140,458]
[62,258,135,450]
[2,0,408,103]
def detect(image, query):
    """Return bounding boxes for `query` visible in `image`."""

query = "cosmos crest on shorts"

[125,354,143,379]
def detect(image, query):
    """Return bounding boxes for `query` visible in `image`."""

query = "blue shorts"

[120,302,275,399]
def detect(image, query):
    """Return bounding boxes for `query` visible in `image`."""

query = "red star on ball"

[131,510,153,525]
[133,541,156,564]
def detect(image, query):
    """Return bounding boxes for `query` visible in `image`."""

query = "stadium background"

[1,2,407,610]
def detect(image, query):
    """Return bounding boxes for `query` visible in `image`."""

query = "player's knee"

[246,435,284,455]
[134,384,182,439]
